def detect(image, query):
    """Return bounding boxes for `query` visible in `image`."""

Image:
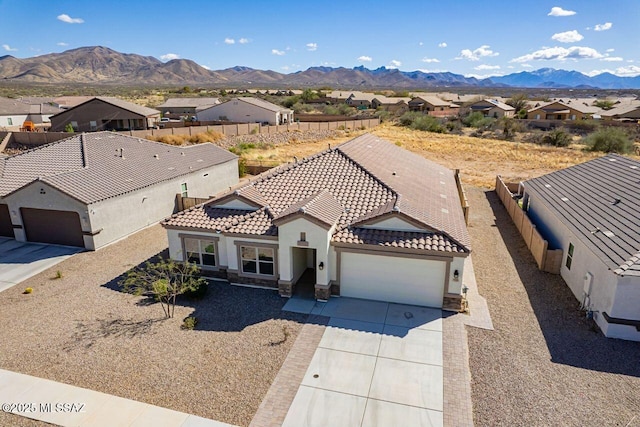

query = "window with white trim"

[181,183,188,197]
[241,246,274,276]
[7,118,12,126]
[184,237,216,267]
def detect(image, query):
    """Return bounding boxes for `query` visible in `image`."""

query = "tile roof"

[0,96,62,116]
[51,97,160,118]
[157,98,220,108]
[523,154,640,276]
[469,99,515,111]
[234,97,292,113]
[273,190,344,228]
[0,132,237,205]
[409,95,452,107]
[164,134,470,254]
[528,100,599,115]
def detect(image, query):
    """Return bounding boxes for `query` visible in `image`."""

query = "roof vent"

[591,227,601,234]
[181,152,185,156]
[153,154,159,159]
[544,184,551,188]
[561,197,569,202]
[168,167,175,171]
[631,166,638,169]
[611,198,621,205]
[118,148,125,159]
[608,158,617,162]
[197,159,203,162]
[392,205,400,212]
[603,230,615,238]
[441,208,449,214]
[392,171,397,176]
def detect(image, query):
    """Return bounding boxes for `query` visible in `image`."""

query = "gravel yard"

[0,225,306,427]
[466,186,640,427]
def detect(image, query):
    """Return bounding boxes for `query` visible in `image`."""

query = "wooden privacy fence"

[495,176,562,274]
[176,194,210,212]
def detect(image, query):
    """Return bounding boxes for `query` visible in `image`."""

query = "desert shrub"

[181,316,198,330]
[563,119,600,135]
[399,111,420,127]
[463,112,495,129]
[155,134,187,145]
[445,120,463,134]
[282,96,300,108]
[322,105,340,115]
[188,130,224,144]
[183,279,208,299]
[238,158,247,177]
[583,127,634,154]
[398,112,445,133]
[543,128,572,147]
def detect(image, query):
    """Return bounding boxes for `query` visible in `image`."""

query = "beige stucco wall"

[197,101,285,125]
[89,160,238,249]
[277,218,332,285]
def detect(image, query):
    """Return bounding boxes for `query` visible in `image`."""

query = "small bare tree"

[121,259,206,318]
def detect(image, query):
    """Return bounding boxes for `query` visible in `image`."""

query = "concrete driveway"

[282,297,443,427]
[0,238,82,292]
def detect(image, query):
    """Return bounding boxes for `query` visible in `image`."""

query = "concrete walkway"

[0,239,81,293]
[281,297,444,427]
[0,369,236,427]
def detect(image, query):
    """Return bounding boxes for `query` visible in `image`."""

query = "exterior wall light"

[453,269,460,280]
[318,262,324,270]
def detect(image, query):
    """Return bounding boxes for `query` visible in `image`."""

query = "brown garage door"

[0,204,14,238]
[21,208,84,247]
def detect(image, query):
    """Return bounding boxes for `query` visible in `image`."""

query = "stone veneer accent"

[314,283,331,301]
[227,271,278,289]
[442,293,464,312]
[278,281,293,297]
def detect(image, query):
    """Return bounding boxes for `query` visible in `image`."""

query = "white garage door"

[340,252,446,308]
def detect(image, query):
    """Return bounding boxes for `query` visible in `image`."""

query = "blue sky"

[1,0,638,77]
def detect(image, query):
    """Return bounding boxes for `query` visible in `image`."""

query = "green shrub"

[238,158,247,177]
[584,127,634,154]
[64,123,74,133]
[564,120,600,135]
[398,112,445,133]
[462,112,495,129]
[183,278,208,299]
[181,316,198,330]
[543,128,572,147]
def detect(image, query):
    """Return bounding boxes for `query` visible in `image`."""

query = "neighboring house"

[163,134,471,310]
[345,93,377,108]
[371,96,411,113]
[49,97,161,132]
[53,96,94,110]
[197,97,294,125]
[520,155,640,341]
[462,99,515,118]
[0,132,238,250]
[156,98,220,120]
[0,97,62,130]
[600,104,640,122]
[527,100,599,120]
[408,96,460,116]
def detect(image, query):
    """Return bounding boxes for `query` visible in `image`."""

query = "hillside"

[1,46,639,89]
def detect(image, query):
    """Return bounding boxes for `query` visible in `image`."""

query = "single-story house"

[0,132,238,250]
[371,96,411,113]
[0,97,62,130]
[163,134,471,310]
[527,101,599,121]
[49,97,161,132]
[197,97,294,125]
[408,96,460,116]
[600,104,640,122]
[462,99,515,118]
[521,154,640,341]
[156,98,220,120]
[345,93,377,108]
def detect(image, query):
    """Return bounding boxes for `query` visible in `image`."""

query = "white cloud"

[224,38,235,45]
[456,45,498,61]
[160,53,180,61]
[606,48,615,52]
[474,64,501,70]
[389,59,402,68]
[272,49,285,56]
[551,30,583,43]
[601,57,623,62]
[57,42,68,46]
[2,44,17,52]
[421,57,440,63]
[418,42,423,46]
[594,22,612,31]
[57,14,84,24]
[586,65,640,77]
[306,43,317,51]
[200,64,210,70]
[418,69,446,73]
[548,7,576,17]
[511,46,604,62]
[357,55,372,62]
[281,66,290,71]
[239,38,249,44]
[507,65,515,69]
[464,73,504,79]
[438,42,447,48]
[521,63,533,68]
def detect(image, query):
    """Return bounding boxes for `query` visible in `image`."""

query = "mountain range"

[1,46,639,89]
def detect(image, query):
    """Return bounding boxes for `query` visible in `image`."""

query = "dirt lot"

[465,186,640,427]
[0,225,306,427]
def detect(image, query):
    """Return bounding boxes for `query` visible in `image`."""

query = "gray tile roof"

[0,132,237,205]
[233,97,292,113]
[523,154,640,276]
[157,98,220,108]
[164,134,470,254]
[0,96,62,116]
[408,96,452,108]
